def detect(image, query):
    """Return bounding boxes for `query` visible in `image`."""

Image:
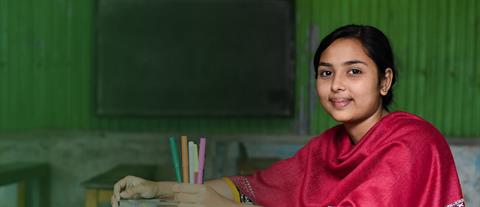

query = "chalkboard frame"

[94,0,295,117]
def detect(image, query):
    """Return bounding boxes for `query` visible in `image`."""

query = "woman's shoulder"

[383,111,439,132]
[379,111,447,146]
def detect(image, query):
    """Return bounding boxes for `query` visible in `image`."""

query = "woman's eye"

[348,69,362,75]
[319,71,333,77]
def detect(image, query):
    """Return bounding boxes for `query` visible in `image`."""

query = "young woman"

[111,25,464,207]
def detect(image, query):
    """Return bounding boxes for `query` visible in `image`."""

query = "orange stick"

[181,136,189,183]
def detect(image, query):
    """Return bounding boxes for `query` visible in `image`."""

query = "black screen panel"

[96,0,294,116]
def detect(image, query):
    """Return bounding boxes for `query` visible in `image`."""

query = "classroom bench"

[0,162,49,207]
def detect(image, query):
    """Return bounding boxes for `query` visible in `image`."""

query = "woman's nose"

[331,75,346,92]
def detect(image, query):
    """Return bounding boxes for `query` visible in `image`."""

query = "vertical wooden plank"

[38,0,49,128]
[393,0,409,111]
[6,0,17,129]
[85,189,98,207]
[415,0,426,120]
[17,0,33,130]
[17,182,26,207]
[0,0,9,130]
[10,0,20,129]
[370,0,379,24]
[403,0,414,111]
[456,0,467,136]
[475,0,480,136]
[311,0,329,134]
[430,0,440,130]
[76,0,93,129]
[42,0,56,129]
[409,0,417,113]
[50,0,61,128]
[376,0,387,29]
[451,0,461,136]
[442,0,452,134]
[470,0,478,136]
[424,0,437,127]
[63,0,73,128]
[462,0,475,136]
[38,165,50,207]
[445,0,456,135]
[338,0,348,24]
[460,0,470,136]
[23,0,35,129]
[348,0,358,24]
[435,0,447,134]
[97,190,113,205]
[60,0,70,128]
[295,0,312,134]
[19,0,31,129]
[31,0,42,128]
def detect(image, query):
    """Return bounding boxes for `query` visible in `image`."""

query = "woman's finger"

[111,195,119,207]
[113,176,141,206]
[119,185,144,199]
[113,176,130,201]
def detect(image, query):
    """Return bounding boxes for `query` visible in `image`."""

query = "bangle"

[223,177,241,203]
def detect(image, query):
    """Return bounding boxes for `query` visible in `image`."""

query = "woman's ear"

[380,68,393,96]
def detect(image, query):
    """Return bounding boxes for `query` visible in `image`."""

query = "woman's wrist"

[154,181,176,197]
[205,178,237,201]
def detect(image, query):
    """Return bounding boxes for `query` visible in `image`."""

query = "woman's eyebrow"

[319,62,333,67]
[343,60,368,66]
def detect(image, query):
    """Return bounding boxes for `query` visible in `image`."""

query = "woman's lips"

[329,98,352,109]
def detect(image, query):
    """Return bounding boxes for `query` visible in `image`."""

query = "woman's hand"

[173,183,240,207]
[111,175,175,207]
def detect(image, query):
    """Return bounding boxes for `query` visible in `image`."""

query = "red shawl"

[230,112,464,207]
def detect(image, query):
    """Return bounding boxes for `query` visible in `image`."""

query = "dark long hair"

[313,24,397,110]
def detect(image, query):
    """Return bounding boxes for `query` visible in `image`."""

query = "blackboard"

[95,0,294,116]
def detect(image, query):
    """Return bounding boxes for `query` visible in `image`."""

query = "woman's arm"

[174,182,262,207]
[111,176,176,207]
[111,176,261,207]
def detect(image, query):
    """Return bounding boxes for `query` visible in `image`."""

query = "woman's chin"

[328,110,354,123]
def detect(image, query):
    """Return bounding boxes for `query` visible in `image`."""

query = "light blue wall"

[0,183,16,207]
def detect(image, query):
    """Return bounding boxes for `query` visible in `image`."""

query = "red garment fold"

[230,112,464,207]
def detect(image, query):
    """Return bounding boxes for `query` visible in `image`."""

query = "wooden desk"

[0,162,50,207]
[83,164,173,207]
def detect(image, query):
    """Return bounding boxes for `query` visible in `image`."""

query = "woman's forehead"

[319,38,373,64]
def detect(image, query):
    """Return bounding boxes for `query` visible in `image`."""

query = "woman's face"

[316,38,384,123]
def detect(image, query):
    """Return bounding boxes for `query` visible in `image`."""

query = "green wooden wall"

[0,0,298,134]
[0,0,478,136]
[309,0,480,137]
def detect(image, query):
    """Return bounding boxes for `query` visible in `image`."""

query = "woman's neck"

[344,107,389,144]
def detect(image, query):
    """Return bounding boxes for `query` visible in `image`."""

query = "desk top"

[119,199,177,207]
[0,162,49,186]
[83,164,173,189]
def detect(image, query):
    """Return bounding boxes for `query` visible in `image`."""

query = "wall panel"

[310,0,480,137]
[0,0,301,134]
[0,0,478,136]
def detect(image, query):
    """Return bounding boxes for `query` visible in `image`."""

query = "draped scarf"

[229,112,464,207]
